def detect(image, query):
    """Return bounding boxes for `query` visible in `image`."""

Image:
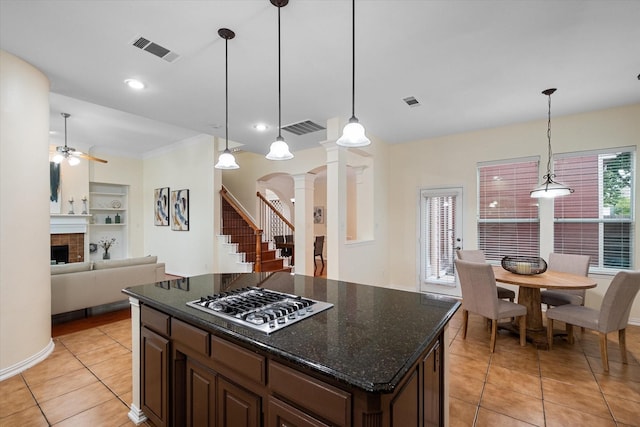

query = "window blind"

[554,148,635,270]
[477,159,540,261]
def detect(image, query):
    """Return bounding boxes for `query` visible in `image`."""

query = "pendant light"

[336,0,370,147]
[266,0,294,160]
[530,88,574,198]
[215,28,239,169]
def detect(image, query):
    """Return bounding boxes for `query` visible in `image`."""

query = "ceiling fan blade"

[74,152,108,163]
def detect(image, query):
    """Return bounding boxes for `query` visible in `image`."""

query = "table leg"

[517,286,544,331]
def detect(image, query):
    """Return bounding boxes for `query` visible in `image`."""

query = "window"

[477,159,540,261]
[554,147,635,271]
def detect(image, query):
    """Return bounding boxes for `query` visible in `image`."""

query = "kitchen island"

[123,272,459,427]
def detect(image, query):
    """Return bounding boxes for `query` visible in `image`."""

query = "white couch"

[51,256,165,315]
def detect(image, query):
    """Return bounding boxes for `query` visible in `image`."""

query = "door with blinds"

[419,188,463,297]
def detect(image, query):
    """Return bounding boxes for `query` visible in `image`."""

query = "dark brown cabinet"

[186,359,216,427]
[267,397,330,427]
[138,304,445,427]
[423,343,441,427]
[141,326,170,427]
[217,377,261,427]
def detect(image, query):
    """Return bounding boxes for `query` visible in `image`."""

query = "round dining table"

[492,266,597,348]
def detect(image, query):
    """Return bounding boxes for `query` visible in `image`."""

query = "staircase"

[220,195,288,273]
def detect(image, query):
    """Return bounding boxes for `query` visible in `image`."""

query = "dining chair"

[274,235,291,257]
[456,249,516,302]
[541,253,591,307]
[455,259,527,352]
[314,236,325,274]
[284,234,294,257]
[546,270,640,372]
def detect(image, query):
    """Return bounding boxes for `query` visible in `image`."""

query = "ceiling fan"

[52,113,108,165]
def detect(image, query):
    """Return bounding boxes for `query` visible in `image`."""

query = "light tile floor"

[1,309,639,426]
[0,317,150,426]
[447,311,640,426]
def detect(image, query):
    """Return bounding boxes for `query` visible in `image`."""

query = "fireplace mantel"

[50,214,91,234]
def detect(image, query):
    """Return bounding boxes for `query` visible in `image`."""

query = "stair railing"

[257,191,294,244]
[220,185,264,272]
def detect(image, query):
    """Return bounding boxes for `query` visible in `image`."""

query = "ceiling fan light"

[336,118,370,147]
[67,156,81,166]
[215,148,239,169]
[52,154,64,164]
[266,137,294,160]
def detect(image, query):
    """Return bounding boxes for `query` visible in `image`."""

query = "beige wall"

[387,103,640,321]
[0,50,53,377]
[143,134,216,277]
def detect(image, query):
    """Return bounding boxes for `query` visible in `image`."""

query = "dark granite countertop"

[123,272,459,393]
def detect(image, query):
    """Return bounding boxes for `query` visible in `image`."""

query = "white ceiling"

[2,0,639,158]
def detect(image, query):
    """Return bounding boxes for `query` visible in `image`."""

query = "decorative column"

[127,297,148,424]
[321,118,347,280]
[292,173,315,276]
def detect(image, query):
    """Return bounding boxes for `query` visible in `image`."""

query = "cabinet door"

[390,370,419,427]
[423,342,441,427]
[186,359,216,427]
[217,377,261,427]
[141,326,170,427]
[267,397,331,427]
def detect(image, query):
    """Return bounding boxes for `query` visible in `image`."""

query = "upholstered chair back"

[455,259,500,319]
[598,270,640,333]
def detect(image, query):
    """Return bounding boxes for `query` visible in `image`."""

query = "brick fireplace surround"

[50,233,84,263]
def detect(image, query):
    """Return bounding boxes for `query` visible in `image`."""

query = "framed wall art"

[154,187,169,226]
[313,206,324,224]
[171,189,189,231]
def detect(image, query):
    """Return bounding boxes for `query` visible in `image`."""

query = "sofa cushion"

[51,262,92,275]
[93,256,158,270]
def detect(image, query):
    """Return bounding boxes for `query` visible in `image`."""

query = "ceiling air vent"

[282,120,326,136]
[403,96,421,107]
[131,36,180,63]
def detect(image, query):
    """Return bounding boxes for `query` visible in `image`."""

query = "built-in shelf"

[89,182,128,260]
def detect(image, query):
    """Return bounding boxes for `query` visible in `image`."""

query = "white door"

[419,187,463,297]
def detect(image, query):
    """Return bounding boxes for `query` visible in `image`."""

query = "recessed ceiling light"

[254,123,268,131]
[124,79,145,90]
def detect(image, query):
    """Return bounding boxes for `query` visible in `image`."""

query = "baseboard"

[0,339,55,381]
[629,317,640,327]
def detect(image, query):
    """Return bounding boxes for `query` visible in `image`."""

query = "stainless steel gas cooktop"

[186,287,333,334]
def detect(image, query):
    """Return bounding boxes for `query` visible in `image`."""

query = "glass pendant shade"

[215,148,239,169]
[338,0,370,148]
[530,88,573,199]
[336,117,370,147]
[266,136,293,160]
[214,28,239,170]
[530,175,573,198]
[265,0,293,161]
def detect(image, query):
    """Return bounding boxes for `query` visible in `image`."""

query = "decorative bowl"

[501,256,547,275]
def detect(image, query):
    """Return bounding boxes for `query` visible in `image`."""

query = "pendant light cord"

[225,36,229,151]
[545,91,553,176]
[350,0,356,119]
[277,5,282,139]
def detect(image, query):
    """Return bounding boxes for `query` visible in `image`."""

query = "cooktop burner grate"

[186,287,333,334]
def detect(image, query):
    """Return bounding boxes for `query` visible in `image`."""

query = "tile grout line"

[28,329,130,426]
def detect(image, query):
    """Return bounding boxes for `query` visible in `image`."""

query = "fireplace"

[51,245,69,264]
[50,214,89,263]
[50,233,84,263]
